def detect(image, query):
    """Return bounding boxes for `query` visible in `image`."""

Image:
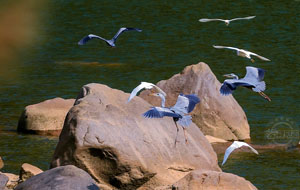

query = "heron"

[222,141,258,166]
[199,16,256,26]
[213,45,270,63]
[220,66,271,101]
[127,82,166,104]
[78,27,142,47]
[143,93,200,146]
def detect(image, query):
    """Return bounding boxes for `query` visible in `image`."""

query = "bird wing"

[199,18,225,22]
[222,141,258,166]
[220,82,235,96]
[249,52,271,61]
[127,82,166,102]
[143,107,179,118]
[112,27,142,41]
[243,66,265,82]
[213,45,240,51]
[171,94,200,114]
[229,16,256,22]
[78,34,106,45]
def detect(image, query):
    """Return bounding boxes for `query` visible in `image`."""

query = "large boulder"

[19,163,43,182]
[51,83,221,190]
[15,165,99,190]
[140,62,250,140]
[17,97,75,136]
[166,170,257,190]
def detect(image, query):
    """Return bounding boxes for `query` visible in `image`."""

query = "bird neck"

[159,95,166,107]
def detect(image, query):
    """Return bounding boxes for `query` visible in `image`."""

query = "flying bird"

[213,45,270,63]
[143,93,200,145]
[78,27,142,47]
[199,16,256,26]
[127,82,166,104]
[220,66,271,101]
[222,141,258,166]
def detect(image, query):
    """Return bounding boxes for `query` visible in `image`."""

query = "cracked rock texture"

[50,83,221,190]
[140,62,250,140]
[168,170,257,190]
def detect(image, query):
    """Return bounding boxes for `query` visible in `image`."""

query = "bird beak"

[149,93,156,96]
[223,74,231,78]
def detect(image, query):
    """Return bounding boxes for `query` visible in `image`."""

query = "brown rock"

[205,135,228,144]
[166,170,257,190]
[140,62,250,141]
[0,157,3,170]
[0,172,9,190]
[17,97,75,136]
[19,163,43,182]
[51,83,221,190]
[3,173,19,189]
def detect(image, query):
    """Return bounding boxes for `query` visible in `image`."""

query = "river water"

[0,0,299,189]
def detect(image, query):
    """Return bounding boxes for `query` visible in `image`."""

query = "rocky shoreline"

[1,62,258,190]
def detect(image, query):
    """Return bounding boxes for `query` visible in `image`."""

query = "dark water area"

[0,0,299,189]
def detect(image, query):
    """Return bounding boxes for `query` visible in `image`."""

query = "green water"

[0,0,299,189]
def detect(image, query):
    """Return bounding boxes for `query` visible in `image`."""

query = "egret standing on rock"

[199,16,256,26]
[220,66,271,101]
[213,45,270,63]
[143,93,200,146]
[78,27,142,47]
[222,141,258,166]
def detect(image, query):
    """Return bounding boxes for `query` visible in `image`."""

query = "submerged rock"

[17,97,75,136]
[15,165,99,190]
[19,163,43,182]
[169,170,257,190]
[140,62,250,141]
[51,83,220,190]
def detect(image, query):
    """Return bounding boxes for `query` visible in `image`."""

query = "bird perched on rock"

[199,16,256,26]
[220,66,271,101]
[222,141,258,165]
[213,45,270,63]
[143,93,200,146]
[78,27,142,47]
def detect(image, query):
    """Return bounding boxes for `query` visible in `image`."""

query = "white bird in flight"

[127,82,166,104]
[213,45,271,63]
[78,27,142,47]
[199,16,256,26]
[222,141,258,166]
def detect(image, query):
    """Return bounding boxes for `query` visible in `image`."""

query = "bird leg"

[258,92,271,101]
[183,127,188,144]
[173,121,180,147]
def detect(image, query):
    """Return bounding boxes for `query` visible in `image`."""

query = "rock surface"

[0,157,3,170]
[15,165,99,190]
[0,172,8,190]
[51,83,221,190]
[17,97,75,136]
[19,163,43,182]
[205,135,228,143]
[167,170,257,190]
[3,173,18,189]
[140,62,250,140]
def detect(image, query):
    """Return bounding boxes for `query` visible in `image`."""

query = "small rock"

[0,157,3,170]
[19,163,43,182]
[17,97,75,136]
[3,173,19,189]
[0,172,9,190]
[15,165,99,190]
